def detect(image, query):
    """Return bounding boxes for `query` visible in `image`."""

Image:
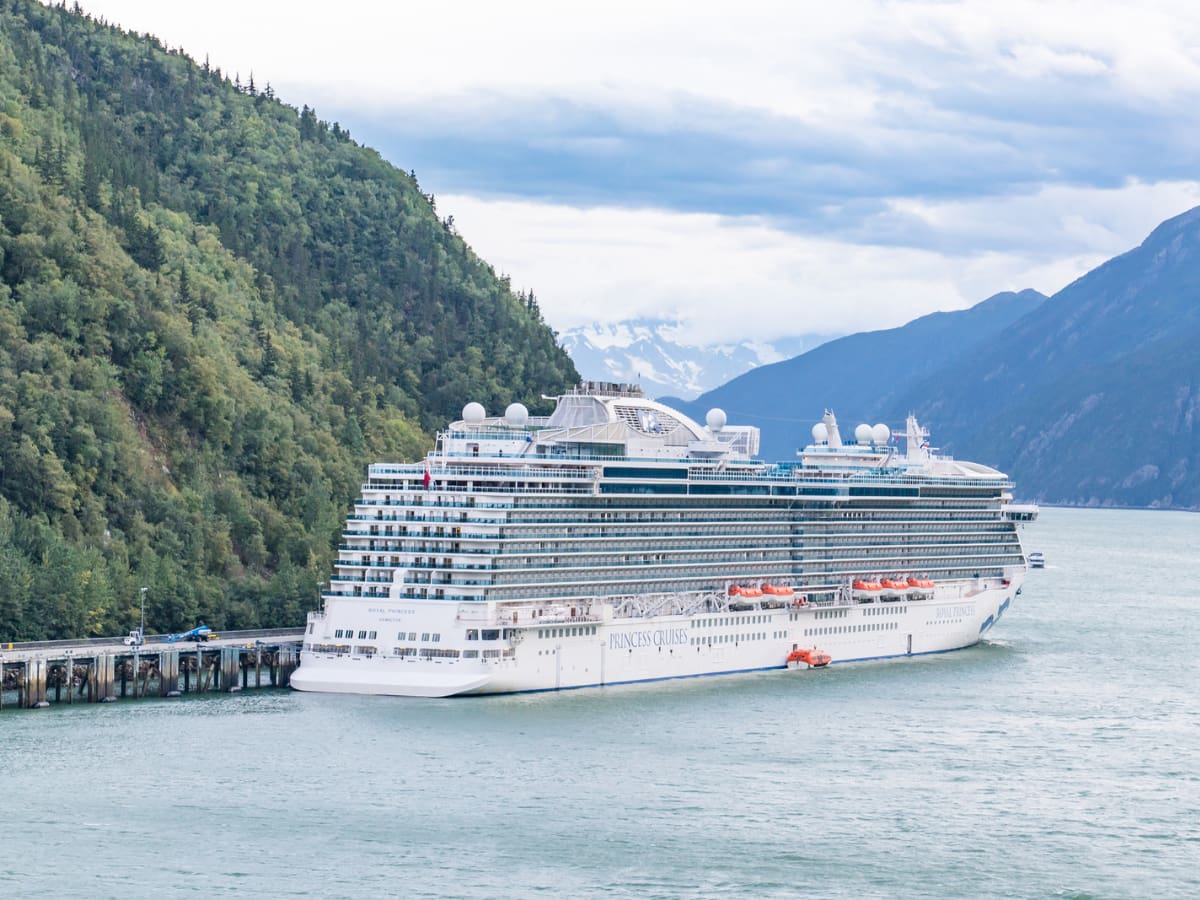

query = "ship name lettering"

[608,628,688,650]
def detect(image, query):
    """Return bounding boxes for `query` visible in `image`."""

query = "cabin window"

[358,630,367,639]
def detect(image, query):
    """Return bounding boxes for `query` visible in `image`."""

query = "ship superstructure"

[291,383,1032,697]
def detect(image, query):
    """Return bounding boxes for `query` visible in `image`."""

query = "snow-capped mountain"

[559,319,833,400]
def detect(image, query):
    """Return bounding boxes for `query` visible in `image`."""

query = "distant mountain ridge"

[677,289,1049,461]
[675,204,1200,509]
[560,319,831,400]
[896,206,1200,508]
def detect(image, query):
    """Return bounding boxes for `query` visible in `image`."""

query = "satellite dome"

[872,423,890,444]
[812,423,828,443]
[462,402,486,425]
[504,402,529,426]
[854,423,873,444]
[706,408,727,433]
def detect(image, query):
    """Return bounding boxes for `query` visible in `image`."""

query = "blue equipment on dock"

[164,625,213,643]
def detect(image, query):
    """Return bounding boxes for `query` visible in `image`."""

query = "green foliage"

[0,0,578,639]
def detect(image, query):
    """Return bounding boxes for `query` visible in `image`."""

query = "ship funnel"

[905,413,930,461]
[823,410,842,448]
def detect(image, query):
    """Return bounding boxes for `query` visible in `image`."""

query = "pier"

[0,629,303,711]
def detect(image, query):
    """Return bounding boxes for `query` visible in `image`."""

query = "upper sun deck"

[433,384,1008,482]
[440,382,759,463]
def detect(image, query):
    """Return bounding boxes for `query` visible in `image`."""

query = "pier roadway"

[0,629,305,711]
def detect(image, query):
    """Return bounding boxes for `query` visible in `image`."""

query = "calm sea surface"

[2,507,1198,899]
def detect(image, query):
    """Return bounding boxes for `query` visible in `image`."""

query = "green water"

[1,507,1197,898]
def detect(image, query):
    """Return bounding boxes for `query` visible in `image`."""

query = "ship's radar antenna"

[462,402,486,425]
[505,403,529,426]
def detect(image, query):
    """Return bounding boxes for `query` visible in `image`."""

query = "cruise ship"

[290,383,1034,697]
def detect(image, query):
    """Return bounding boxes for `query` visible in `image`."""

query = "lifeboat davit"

[852,579,883,592]
[786,647,832,669]
[762,583,794,596]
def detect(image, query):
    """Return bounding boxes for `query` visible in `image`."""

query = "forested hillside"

[0,0,577,639]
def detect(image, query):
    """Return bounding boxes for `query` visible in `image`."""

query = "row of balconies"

[327,548,1023,593]
[332,534,1023,572]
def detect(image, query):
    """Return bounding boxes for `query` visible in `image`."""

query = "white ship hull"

[290,575,1021,698]
[291,387,1035,700]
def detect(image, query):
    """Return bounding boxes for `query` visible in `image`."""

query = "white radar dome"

[462,402,486,425]
[872,423,890,444]
[812,423,828,443]
[706,408,727,432]
[504,402,529,426]
[854,423,873,444]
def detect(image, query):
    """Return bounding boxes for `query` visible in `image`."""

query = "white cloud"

[82,1,1200,117]
[443,178,1200,343]
[70,1,1200,344]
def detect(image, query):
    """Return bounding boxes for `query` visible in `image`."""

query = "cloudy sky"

[76,0,1200,344]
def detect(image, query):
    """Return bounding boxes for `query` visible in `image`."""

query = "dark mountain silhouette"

[678,289,1048,461]
[898,207,1200,508]
[683,205,1200,509]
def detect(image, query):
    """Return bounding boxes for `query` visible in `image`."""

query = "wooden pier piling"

[159,651,181,697]
[23,659,49,708]
[94,654,115,702]
[221,648,241,692]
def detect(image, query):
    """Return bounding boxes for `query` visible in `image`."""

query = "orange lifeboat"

[762,583,794,596]
[852,579,883,592]
[906,577,935,589]
[738,586,763,598]
[728,585,742,596]
[880,578,907,591]
[786,647,832,669]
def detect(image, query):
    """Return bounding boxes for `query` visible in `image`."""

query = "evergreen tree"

[0,0,578,640]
